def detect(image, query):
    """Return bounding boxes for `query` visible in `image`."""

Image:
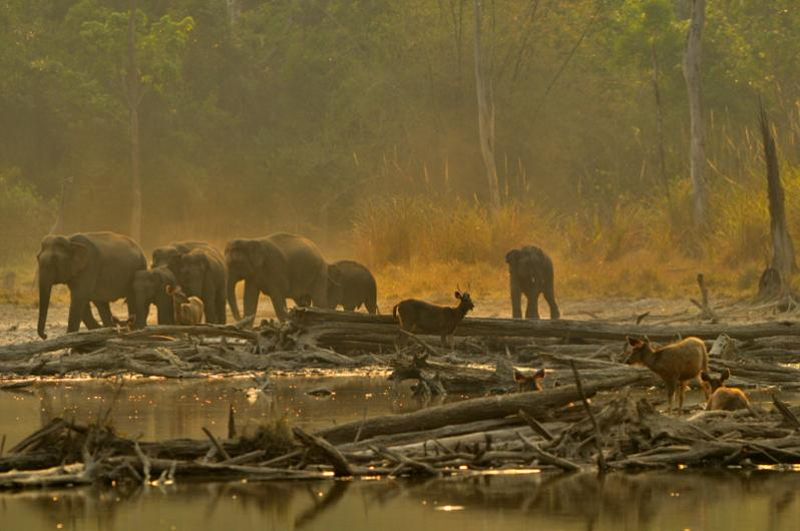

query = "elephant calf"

[505,245,560,320]
[327,260,378,314]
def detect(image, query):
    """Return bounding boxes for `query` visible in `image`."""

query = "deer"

[701,369,752,411]
[514,368,546,392]
[393,288,474,347]
[166,285,204,325]
[625,336,711,414]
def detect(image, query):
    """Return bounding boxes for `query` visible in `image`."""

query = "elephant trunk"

[133,295,149,329]
[37,271,52,340]
[227,275,241,321]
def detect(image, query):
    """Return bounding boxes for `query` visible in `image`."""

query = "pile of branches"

[3,366,800,490]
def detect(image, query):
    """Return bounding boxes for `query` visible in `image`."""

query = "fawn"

[166,285,204,325]
[514,368,546,392]
[701,368,751,411]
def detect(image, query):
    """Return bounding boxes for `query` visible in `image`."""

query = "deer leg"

[664,381,675,414]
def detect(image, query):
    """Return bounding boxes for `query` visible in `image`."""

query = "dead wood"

[517,409,554,441]
[292,427,354,477]
[570,360,607,472]
[317,373,648,445]
[202,427,232,461]
[516,432,581,472]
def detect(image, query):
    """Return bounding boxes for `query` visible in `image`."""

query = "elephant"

[177,246,227,324]
[327,260,378,314]
[151,241,210,274]
[131,266,177,327]
[505,245,560,320]
[226,233,328,321]
[37,232,147,339]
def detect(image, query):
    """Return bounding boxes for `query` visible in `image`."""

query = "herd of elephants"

[34,231,561,340]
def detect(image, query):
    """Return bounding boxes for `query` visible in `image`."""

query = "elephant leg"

[243,280,260,319]
[342,303,357,312]
[203,285,217,324]
[216,286,227,325]
[524,291,541,320]
[543,282,560,319]
[270,295,289,321]
[510,277,522,319]
[81,302,101,330]
[68,296,89,333]
[310,274,328,309]
[95,301,114,327]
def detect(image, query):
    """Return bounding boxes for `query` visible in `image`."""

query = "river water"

[1,377,799,530]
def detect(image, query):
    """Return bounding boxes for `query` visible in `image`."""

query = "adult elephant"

[226,233,328,321]
[177,246,227,324]
[37,232,147,339]
[505,245,560,320]
[130,266,177,327]
[327,260,378,314]
[151,241,210,274]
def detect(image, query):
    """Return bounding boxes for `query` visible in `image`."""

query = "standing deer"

[166,285,204,325]
[393,289,474,347]
[701,369,752,411]
[625,336,711,414]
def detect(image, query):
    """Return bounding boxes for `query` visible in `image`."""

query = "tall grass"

[352,167,800,301]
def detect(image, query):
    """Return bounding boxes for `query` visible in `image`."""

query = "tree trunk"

[651,42,671,209]
[761,103,796,285]
[225,0,240,27]
[473,0,501,211]
[128,0,142,243]
[682,0,707,231]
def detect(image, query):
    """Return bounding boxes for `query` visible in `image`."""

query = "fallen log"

[0,324,259,360]
[291,307,800,344]
[315,373,651,445]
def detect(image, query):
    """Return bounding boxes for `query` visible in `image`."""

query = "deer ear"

[165,285,174,295]
[69,241,90,276]
[535,368,546,378]
[626,336,641,347]
[700,371,711,382]
[721,368,731,381]
[455,291,462,299]
[513,369,523,382]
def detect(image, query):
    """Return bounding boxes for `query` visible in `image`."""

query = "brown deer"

[625,336,711,414]
[393,289,474,347]
[165,285,204,325]
[701,369,752,411]
[514,368,546,392]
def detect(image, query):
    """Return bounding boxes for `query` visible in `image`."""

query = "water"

[1,378,799,530]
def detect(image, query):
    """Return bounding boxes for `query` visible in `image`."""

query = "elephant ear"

[69,241,91,276]
[505,249,520,264]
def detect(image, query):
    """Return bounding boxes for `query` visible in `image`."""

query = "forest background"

[1,0,799,304]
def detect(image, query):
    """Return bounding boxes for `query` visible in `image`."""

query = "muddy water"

[1,379,800,530]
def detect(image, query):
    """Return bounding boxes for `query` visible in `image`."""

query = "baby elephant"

[393,290,474,347]
[701,369,751,411]
[166,285,204,325]
[327,260,378,314]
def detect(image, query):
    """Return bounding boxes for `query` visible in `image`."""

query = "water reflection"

[2,470,800,530]
[0,376,424,449]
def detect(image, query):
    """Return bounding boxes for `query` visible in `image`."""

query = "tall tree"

[682,0,707,231]
[761,103,796,288]
[473,0,501,211]
[127,0,142,242]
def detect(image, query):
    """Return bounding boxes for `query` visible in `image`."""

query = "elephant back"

[265,233,327,295]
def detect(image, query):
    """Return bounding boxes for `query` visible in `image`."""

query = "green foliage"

[0,0,797,268]
[0,169,52,268]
